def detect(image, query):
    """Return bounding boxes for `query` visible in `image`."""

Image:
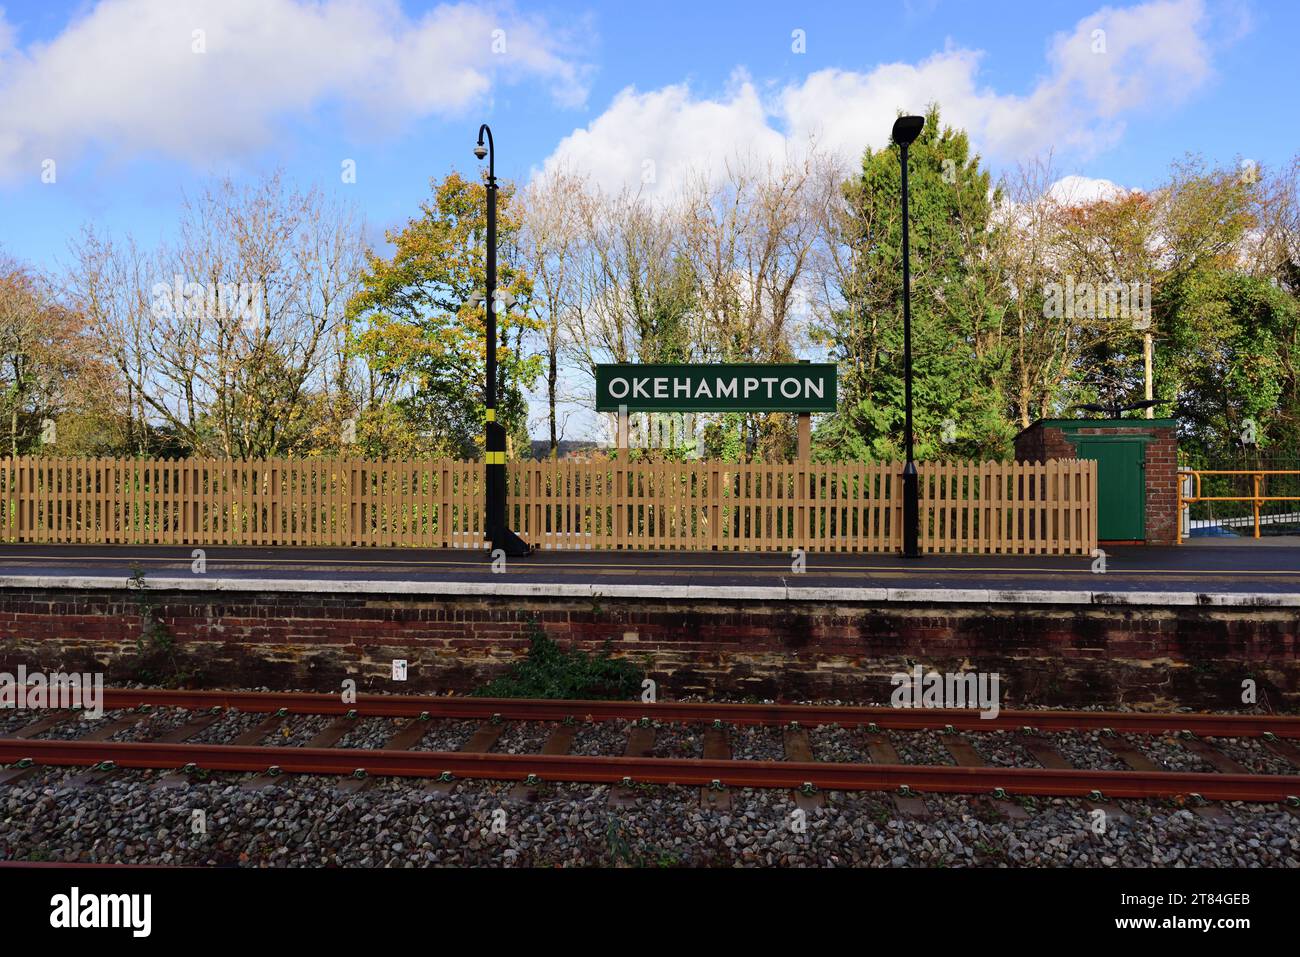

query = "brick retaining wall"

[0,586,1295,710]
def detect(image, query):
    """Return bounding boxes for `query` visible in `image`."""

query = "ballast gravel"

[335,717,410,751]
[570,720,634,757]
[728,726,786,762]
[494,722,557,755]
[414,720,480,753]
[965,731,1040,768]
[265,715,332,748]
[0,773,1295,868]
[109,709,197,743]
[188,710,270,745]
[809,725,867,763]
[649,723,703,760]
[1123,734,1216,773]
[1038,731,1129,771]
[888,730,957,766]
[2,700,1297,867]
[1205,737,1298,775]
[34,709,132,740]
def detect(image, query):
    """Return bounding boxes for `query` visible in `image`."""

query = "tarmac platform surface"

[0,542,1295,604]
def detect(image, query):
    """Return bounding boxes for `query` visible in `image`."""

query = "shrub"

[472,620,644,700]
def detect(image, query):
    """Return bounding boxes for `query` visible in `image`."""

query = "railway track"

[2,689,1300,805]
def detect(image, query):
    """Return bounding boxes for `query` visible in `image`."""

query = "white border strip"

[0,574,1297,607]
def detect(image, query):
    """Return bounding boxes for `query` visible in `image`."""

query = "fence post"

[1253,472,1262,539]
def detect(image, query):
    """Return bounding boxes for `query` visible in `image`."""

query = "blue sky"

[0,0,1293,268]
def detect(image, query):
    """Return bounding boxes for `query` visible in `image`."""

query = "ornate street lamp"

[474,124,531,556]
[892,114,925,559]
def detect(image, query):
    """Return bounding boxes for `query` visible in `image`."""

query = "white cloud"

[1046,174,1132,206]
[0,0,589,181]
[541,72,787,198]
[1042,0,1212,120]
[542,0,1216,195]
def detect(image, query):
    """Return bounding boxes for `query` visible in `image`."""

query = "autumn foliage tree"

[0,113,1291,470]
[346,171,539,458]
[0,257,123,456]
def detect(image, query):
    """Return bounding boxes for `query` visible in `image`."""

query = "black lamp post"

[892,114,924,559]
[474,124,531,557]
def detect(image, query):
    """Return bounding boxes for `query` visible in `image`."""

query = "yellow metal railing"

[1177,469,1300,543]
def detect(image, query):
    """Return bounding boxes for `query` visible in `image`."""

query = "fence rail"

[0,456,1096,555]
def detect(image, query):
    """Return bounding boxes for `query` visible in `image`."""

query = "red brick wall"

[1014,421,1178,544]
[0,587,1295,709]
[1013,424,1077,463]
[1143,429,1179,545]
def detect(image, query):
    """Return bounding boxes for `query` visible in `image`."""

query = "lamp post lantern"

[892,114,925,559]
[474,124,531,557]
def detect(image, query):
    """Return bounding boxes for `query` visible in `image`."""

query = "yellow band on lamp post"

[486,451,506,465]
[485,409,495,421]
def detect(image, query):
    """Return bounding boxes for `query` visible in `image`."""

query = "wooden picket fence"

[0,458,487,549]
[0,456,1095,555]
[509,459,1095,554]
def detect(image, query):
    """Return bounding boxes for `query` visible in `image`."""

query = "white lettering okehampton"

[604,375,826,403]
[595,364,836,412]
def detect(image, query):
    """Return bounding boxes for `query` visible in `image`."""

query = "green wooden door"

[1074,439,1145,540]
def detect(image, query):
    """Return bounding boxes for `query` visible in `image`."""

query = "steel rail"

[89,688,1300,738]
[3,738,1299,802]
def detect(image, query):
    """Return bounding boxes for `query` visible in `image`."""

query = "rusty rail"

[92,688,1300,738]
[2,737,1298,802]
[5,689,1298,802]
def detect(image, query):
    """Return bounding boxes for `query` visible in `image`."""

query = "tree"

[519,166,584,457]
[70,173,365,457]
[1164,269,1296,461]
[995,158,1089,427]
[562,184,696,455]
[0,257,123,456]
[817,105,1012,461]
[347,171,540,458]
[678,154,831,460]
[566,186,695,369]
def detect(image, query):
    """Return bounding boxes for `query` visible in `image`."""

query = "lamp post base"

[901,460,921,559]
[490,526,534,558]
[483,418,532,557]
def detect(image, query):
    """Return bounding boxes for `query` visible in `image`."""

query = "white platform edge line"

[0,575,1297,607]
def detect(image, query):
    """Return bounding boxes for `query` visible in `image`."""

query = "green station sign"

[595,363,837,413]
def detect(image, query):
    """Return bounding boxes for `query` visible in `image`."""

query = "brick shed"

[1014,418,1178,545]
